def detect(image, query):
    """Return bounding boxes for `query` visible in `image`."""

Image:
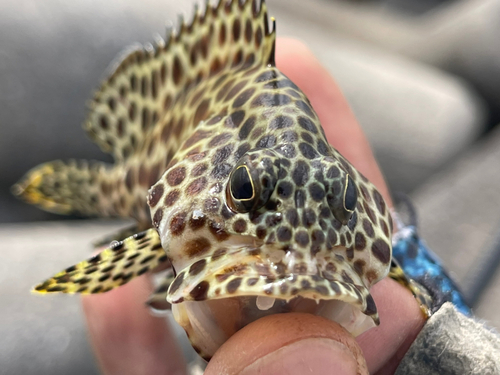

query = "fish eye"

[231,166,254,200]
[226,151,279,213]
[343,174,357,212]
[227,165,257,213]
[329,174,358,225]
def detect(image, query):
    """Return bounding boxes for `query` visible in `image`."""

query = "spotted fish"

[13,0,425,359]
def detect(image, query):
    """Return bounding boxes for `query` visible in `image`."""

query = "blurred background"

[1,0,500,373]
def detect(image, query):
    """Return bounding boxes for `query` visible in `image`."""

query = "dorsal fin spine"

[268,17,276,66]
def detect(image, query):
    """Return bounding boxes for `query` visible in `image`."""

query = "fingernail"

[239,338,359,375]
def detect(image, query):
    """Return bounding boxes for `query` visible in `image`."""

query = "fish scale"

[13,0,434,361]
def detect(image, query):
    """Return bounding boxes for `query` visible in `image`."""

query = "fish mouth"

[166,245,378,359]
[172,296,376,360]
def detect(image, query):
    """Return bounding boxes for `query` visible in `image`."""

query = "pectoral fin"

[389,259,432,318]
[33,229,168,294]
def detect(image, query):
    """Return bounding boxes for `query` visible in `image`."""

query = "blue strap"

[392,225,472,316]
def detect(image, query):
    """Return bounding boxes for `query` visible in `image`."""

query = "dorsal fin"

[84,0,276,161]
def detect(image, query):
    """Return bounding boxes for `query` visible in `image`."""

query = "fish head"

[147,94,393,358]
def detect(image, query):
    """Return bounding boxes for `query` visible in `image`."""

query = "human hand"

[82,38,426,375]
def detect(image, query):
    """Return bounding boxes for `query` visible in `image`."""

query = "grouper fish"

[13,0,433,359]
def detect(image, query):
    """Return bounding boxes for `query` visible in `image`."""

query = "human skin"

[82,38,426,375]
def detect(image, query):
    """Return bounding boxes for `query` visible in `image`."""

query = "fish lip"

[166,245,379,325]
[170,293,377,360]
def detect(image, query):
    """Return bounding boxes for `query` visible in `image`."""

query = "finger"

[82,276,186,375]
[205,313,368,375]
[357,278,426,374]
[205,280,425,375]
[276,38,392,206]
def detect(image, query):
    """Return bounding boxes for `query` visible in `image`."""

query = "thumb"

[205,313,368,375]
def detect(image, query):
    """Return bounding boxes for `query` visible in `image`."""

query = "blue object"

[392,225,472,317]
